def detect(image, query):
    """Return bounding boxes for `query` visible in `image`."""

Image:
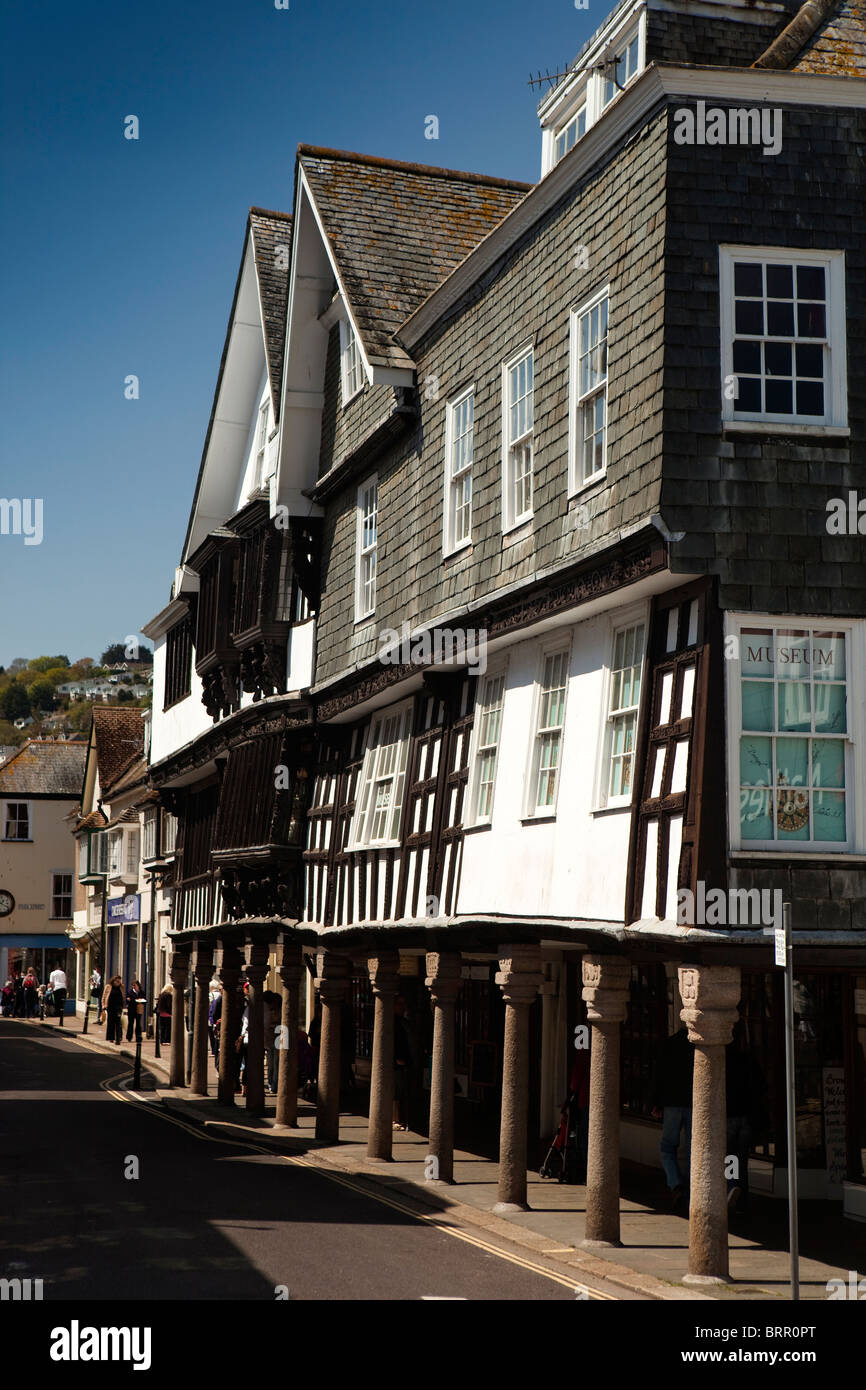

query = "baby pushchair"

[540,1095,584,1184]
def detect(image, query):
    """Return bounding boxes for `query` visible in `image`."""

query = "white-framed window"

[350,701,414,848]
[254,396,269,488]
[602,27,640,109]
[469,668,507,823]
[126,829,140,878]
[599,620,646,808]
[108,830,123,876]
[340,318,364,405]
[50,872,72,919]
[142,811,157,862]
[720,247,847,428]
[502,346,534,531]
[727,617,863,852]
[90,830,109,876]
[3,801,30,840]
[554,102,587,163]
[570,287,609,492]
[355,476,378,622]
[161,810,178,856]
[527,646,570,816]
[444,386,474,554]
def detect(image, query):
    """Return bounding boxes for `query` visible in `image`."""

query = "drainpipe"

[752,0,841,69]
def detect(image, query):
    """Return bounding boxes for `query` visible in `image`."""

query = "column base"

[492,1200,530,1215]
[582,1237,624,1250]
[682,1271,731,1286]
[425,1178,455,1187]
[366,1154,394,1164]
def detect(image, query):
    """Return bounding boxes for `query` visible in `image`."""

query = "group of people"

[96,975,145,1044]
[1,966,68,1020]
[206,978,317,1097]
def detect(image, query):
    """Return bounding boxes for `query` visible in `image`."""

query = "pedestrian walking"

[725,1017,768,1215]
[651,1024,694,1211]
[125,979,145,1041]
[208,980,221,1061]
[23,968,40,1018]
[155,984,173,1044]
[263,989,281,1095]
[392,994,412,1130]
[49,964,68,1024]
[103,976,124,1044]
[1,979,14,1016]
[90,968,102,1020]
[13,972,25,1017]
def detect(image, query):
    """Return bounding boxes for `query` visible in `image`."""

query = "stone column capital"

[278,941,303,989]
[425,951,462,1006]
[581,955,630,1024]
[495,944,542,1007]
[193,944,214,985]
[169,950,190,985]
[316,949,350,1005]
[678,965,741,1046]
[367,950,401,998]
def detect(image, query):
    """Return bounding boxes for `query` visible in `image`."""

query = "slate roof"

[793,0,866,74]
[298,147,531,371]
[249,209,292,422]
[91,708,145,795]
[0,740,87,797]
[104,753,149,801]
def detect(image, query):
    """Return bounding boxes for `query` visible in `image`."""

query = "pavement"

[26,1008,866,1302]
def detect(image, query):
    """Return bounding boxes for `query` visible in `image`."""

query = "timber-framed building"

[143,0,866,1277]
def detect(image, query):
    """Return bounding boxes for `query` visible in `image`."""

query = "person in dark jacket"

[651,1025,694,1210]
[155,985,172,1044]
[23,968,40,1018]
[125,980,145,1041]
[392,995,412,1130]
[725,1019,768,1215]
[103,976,124,1044]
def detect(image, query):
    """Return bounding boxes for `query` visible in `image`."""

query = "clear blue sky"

[0,0,603,668]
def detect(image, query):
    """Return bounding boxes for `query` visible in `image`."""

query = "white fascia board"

[183,238,266,562]
[295,166,375,388]
[141,595,192,641]
[369,364,415,386]
[402,64,866,352]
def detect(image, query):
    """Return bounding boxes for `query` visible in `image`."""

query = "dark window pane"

[764,342,792,377]
[735,262,763,296]
[796,380,824,416]
[733,340,761,373]
[765,379,793,414]
[798,303,826,338]
[796,343,824,378]
[767,300,795,336]
[737,377,762,412]
[766,264,793,298]
[797,265,825,300]
[736,300,764,335]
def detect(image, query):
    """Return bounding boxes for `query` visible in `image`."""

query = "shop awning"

[0,935,75,948]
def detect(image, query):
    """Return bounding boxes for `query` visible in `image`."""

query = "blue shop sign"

[107,894,141,925]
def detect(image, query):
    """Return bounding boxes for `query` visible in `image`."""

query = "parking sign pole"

[780,900,799,1301]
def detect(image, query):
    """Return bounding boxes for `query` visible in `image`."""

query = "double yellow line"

[100,1073,615,1300]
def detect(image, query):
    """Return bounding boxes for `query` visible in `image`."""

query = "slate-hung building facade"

[144,0,866,1279]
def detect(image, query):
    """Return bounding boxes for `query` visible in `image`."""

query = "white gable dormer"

[538,1,647,177]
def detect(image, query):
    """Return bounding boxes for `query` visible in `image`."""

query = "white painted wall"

[457,608,637,923]
[149,634,213,767]
[287,619,316,692]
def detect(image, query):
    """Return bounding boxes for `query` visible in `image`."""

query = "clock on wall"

[0,890,15,917]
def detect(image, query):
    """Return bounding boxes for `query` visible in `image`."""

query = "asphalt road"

[0,1022,604,1302]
